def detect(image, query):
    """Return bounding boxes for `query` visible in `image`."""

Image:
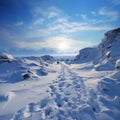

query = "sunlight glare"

[58,42,69,51]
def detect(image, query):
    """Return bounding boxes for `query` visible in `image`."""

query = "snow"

[73,47,98,64]
[115,59,120,69]
[0,61,119,120]
[0,52,14,63]
[74,28,120,71]
[0,28,120,120]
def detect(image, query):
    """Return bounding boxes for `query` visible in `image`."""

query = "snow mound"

[0,55,55,83]
[0,52,14,63]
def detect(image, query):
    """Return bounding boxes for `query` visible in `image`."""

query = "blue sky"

[0,0,120,56]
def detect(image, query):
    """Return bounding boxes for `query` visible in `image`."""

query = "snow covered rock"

[73,47,98,63]
[98,28,120,60]
[74,28,120,70]
[0,52,14,63]
[96,28,120,70]
[41,55,55,64]
[115,59,120,69]
[0,56,49,83]
[22,73,31,80]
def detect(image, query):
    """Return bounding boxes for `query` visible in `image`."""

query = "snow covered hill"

[0,28,120,120]
[74,28,120,70]
[96,28,120,70]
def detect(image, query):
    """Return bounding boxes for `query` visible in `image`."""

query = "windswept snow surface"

[0,61,120,120]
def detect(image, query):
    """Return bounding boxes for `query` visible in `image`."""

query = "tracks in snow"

[12,63,100,120]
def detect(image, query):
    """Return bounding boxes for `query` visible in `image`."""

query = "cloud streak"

[15,21,24,26]
[15,36,96,53]
[29,6,114,37]
[99,7,119,21]
[111,0,120,5]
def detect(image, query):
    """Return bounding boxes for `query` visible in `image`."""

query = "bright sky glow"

[0,0,120,56]
[58,42,70,51]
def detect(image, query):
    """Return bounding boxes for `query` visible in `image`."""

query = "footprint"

[75,84,81,88]
[45,107,53,116]
[87,98,101,113]
[66,83,71,87]
[49,85,56,92]
[65,91,71,96]
[58,82,65,87]
[67,102,77,109]
[55,93,63,107]
[78,105,96,120]
[62,97,69,102]
[40,97,50,108]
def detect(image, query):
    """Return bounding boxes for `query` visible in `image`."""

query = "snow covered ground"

[0,28,120,120]
[0,60,120,120]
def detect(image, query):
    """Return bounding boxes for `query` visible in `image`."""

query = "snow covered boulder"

[115,59,120,69]
[0,52,14,64]
[94,64,100,71]
[0,94,9,102]
[41,55,55,64]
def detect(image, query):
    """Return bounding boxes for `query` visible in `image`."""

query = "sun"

[58,42,69,51]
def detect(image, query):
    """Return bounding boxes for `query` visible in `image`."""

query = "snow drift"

[0,54,55,83]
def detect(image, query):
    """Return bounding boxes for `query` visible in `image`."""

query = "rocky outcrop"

[74,28,120,70]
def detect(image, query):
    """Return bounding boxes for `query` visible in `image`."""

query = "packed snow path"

[11,62,101,120]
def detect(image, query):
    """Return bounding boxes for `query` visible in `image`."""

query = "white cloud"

[16,36,96,53]
[47,7,62,19]
[33,18,44,25]
[32,6,66,19]
[81,14,87,20]
[26,17,112,38]
[25,6,115,40]
[91,11,96,15]
[46,17,112,33]
[15,21,24,26]
[99,7,119,21]
[112,0,120,5]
